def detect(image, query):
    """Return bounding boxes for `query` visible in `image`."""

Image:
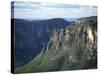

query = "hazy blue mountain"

[64,18,77,22]
[12,18,71,67]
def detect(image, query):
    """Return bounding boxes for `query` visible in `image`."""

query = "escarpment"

[15,16,97,73]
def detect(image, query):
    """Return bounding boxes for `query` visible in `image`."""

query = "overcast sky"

[11,1,97,20]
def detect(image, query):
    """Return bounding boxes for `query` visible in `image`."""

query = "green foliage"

[15,17,97,73]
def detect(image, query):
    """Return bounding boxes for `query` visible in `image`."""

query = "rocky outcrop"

[15,16,97,73]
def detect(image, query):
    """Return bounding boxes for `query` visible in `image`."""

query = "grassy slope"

[15,18,97,73]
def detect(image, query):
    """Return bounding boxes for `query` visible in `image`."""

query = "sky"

[11,1,97,20]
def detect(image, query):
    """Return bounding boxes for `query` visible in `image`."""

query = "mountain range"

[12,18,71,67]
[14,16,97,73]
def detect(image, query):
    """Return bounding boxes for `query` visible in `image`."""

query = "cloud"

[40,2,81,9]
[11,1,97,20]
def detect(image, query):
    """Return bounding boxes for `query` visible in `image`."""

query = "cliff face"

[13,18,70,67]
[15,16,97,73]
[46,17,97,56]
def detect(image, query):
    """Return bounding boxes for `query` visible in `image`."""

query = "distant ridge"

[12,18,71,68]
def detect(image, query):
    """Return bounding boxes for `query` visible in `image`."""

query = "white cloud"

[12,2,97,20]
